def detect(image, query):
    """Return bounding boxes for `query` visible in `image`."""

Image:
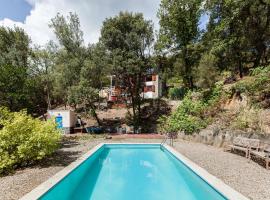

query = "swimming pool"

[21,144,248,200]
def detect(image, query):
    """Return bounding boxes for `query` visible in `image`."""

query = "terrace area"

[1,136,269,200]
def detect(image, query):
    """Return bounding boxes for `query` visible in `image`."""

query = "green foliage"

[159,84,223,134]
[158,0,202,47]
[49,12,86,104]
[49,12,84,54]
[158,0,203,88]
[67,80,99,107]
[168,87,187,100]
[81,43,110,89]
[0,27,50,115]
[0,26,30,67]
[159,91,207,134]
[0,108,61,174]
[231,107,261,131]
[203,82,223,105]
[250,65,270,76]
[232,65,270,107]
[195,53,220,89]
[67,79,101,125]
[1,2,270,138]
[205,0,270,76]
[170,92,207,134]
[100,12,154,127]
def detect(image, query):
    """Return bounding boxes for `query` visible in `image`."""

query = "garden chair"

[228,137,250,158]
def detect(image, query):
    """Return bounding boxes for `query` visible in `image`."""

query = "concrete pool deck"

[0,137,270,200]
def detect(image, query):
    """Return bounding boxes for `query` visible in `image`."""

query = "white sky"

[0,0,161,46]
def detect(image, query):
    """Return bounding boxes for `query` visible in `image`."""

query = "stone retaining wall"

[178,127,270,147]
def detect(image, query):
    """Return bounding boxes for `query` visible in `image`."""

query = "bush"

[0,108,61,174]
[159,84,224,135]
[168,87,187,100]
[232,65,270,107]
[231,107,261,131]
[159,92,208,134]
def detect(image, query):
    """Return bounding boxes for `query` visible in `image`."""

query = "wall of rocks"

[178,125,270,148]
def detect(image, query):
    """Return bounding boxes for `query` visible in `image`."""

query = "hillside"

[159,65,270,146]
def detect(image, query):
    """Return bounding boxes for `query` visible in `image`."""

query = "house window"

[145,75,152,82]
[144,86,155,92]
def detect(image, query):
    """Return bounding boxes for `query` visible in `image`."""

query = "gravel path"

[173,140,270,200]
[0,137,269,200]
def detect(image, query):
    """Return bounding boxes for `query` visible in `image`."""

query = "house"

[102,73,162,105]
[142,74,162,99]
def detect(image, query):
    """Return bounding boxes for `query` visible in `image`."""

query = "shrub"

[168,87,187,100]
[232,65,270,107]
[231,107,261,131]
[0,108,61,174]
[159,92,208,134]
[159,84,224,135]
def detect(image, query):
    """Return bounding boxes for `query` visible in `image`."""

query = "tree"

[205,0,270,77]
[195,52,219,88]
[49,12,86,105]
[67,80,101,125]
[30,42,58,110]
[50,12,84,56]
[100,12,154,129]
[80,43,110,90]
[158,0,203,88]
[50,12,109,125]
[0,26,31,111]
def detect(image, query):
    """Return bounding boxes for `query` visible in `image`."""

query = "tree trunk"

[237,52,243,78]
[90,104,101,126]
[46,84,51,110]
[131,94,137,134]
[182,47,194,89]
[253,43,266,68]
[188,75,194,89]
[137,73,142,125]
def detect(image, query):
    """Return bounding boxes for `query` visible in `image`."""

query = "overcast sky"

[0,0,208,46]
[0,0,161,46]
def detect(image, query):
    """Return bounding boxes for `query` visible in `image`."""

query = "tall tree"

[49,12,86,105]
[81,43,110,90]
[30,42,57,109]
[50,12,84,55]
[50,12,107,124]
[0,26,31,111]
[100,12,154,129]
[205,0,270,77]
[158,0,203,88]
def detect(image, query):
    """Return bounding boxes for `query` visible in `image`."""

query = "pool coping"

[20,143,249,200]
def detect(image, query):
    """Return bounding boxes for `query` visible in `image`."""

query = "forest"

[0,0,270,131]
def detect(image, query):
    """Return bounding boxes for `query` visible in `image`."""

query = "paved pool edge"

[20,143,249,200]
[163,144,249,200]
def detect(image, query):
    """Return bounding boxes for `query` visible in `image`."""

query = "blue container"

[55,115,63,129]
[85,126,103,134]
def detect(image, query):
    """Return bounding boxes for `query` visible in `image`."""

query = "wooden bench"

[228,137,250,158]
[249,142,270,170]
[229,137,270,169]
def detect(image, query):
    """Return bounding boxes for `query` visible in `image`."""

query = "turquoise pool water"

[40,144,227,200]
